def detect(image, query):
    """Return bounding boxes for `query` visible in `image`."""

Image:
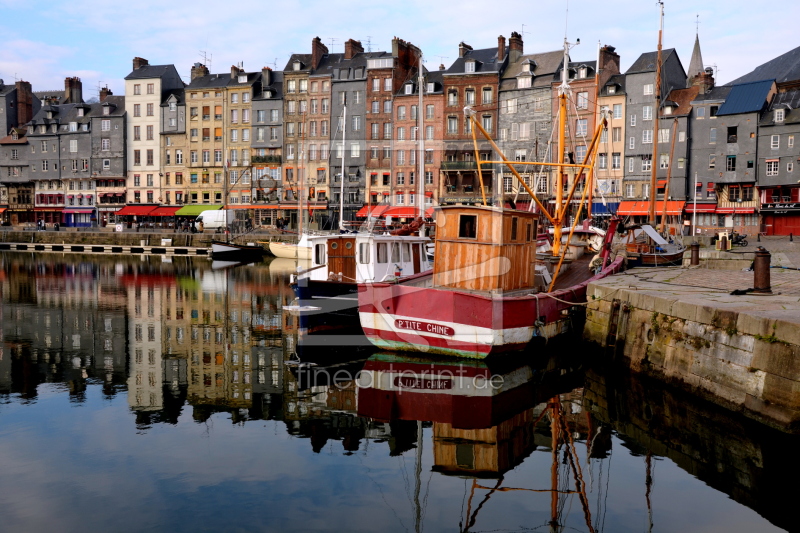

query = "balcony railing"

[251,155,282,164]
[441,161,478,170]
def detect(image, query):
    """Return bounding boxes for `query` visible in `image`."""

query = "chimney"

[231,65,240,79]
[458,42,473,58]
[439,64,446,71]
[508,32,524,63]
[311,36,329,69]
[692,67,716,94]
[15,80,33,126]
[191,62,209,81]
[344,39,364,60]
[64,76,83,104]
[99,86,113,102]
[598,45,621,87]
[132,57,149,71]
[262,67,272,87]
[498,35,506,62]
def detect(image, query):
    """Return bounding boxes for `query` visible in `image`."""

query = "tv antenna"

[365,36,373,52]
[521,24,530,38]
[199,50,213,68]
[327,38,340,51]
[435,55,449,67]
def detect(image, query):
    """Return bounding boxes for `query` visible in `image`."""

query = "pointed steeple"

[687,33,704,86]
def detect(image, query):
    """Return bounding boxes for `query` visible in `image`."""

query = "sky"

[1,0,797,99]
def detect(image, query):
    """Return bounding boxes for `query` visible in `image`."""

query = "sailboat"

[623,2,686,267]
[290,58,434,335]
[211,165,265,259]
[269,109,313,260]
[356,38,624,359]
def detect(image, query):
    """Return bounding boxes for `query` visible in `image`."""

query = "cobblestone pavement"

[618,266,800,297]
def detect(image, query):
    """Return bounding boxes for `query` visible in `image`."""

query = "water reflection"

[0,252,791,532]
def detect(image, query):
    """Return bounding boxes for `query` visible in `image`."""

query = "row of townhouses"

[2,32,800,234]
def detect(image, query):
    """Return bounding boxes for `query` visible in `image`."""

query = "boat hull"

[291,278,360,335]
[639,248,686,267]
[357,257,624,359]
[269,241,312,260]
[210,240,265,259]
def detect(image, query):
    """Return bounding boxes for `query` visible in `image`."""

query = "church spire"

[687,22,704,86]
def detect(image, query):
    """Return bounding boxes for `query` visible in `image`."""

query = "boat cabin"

[433,205,538,293]
[307,233,432,283]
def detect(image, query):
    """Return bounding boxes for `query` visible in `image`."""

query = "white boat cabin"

[303,233,432,283]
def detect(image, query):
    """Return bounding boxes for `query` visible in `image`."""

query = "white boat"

[269,233,312,260]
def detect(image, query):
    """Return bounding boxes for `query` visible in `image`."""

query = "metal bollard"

[690,242,700,265]
[753,246,772,293]
[720,235,728,251]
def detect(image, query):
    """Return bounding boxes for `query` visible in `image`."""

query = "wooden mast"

[660,117,679,232]
[648,1,664,224]
[554,38,572,258]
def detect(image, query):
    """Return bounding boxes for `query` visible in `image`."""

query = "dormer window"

[517,77,531,89]
[46,111,53,119]
[11,133,18,140]
[77,108,84,117]
[465,60,476,73]
[103,106,110,115]
[238,74,247,83]
[426,82,434,93]
[81,124,88,131]
[579,67,587,78]
[664,106,673,115]
[775,109,785,122]
[69,122,78,132]
[522,62,531,73]
[607,85,616,95]
[293,60,302,71]
[404,84,413,95]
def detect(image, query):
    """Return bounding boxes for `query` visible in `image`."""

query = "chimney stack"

[311,36,329,69]
[15,80,33,126]
[692,67,716,94]
[191,62,210,81]
[458,42,473,58]
[498,35,506,62]
[231,64,241,79]
[508,32,524,63]
[64,76,83,104]
[99,86,113,102]
[598,45,621,87]
[262,67,272,87]
[344,39,364,60]
[439,64,446,71]
[132,57,149,71]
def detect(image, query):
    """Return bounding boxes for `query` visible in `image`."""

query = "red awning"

[115,205,158,216]
[716,207,755,214]
[149,206,181,217]
[384,206,421,219]
[425,207,434,218]
[657,180,667,188]
[63,209,95,214]
[617,200,686,216]
[355,205,390,218]
[425,192,434,197]
[685,203,717,213]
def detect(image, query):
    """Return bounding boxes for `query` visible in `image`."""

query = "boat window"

[359,243,370,264]
[511,217,518,241]
[458,215,477,239]
[377,243,388,263]
[402,243,411,262]
[391,242,401,263]
[315,244,325,264]
[526,222,532,242]
[330,241,339,249]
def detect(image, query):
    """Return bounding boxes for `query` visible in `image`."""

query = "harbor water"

[0,252,793,532]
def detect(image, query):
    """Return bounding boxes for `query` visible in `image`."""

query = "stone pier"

[584,263,800,432]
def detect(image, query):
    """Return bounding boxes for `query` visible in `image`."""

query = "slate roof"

[228,71,260,87]
[625,49,677,74]
[330,51,389,81]
[34,90,66,104]
[125,64,178,80]
[394,69,444,96]
[283,54,313,73]
[727,44,800,86]
[601,74,626,96]
[690,85,731,104]
[254,70,283,100]
[160,88,185,106]
[185,73,231,89]
[0,82,16,97]
[96,95,126,116]
[500,50,562,90]
[553,59,597,82]
[0,128,28,144]
[444,46,504,75]
[716,79,774,116]
[760,88,800,126]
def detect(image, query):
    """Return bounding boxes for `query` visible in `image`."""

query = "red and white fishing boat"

[357,38,624,359]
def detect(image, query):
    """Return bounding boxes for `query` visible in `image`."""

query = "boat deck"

[551,254,595,291]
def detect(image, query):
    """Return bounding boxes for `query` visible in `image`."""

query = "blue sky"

[1,0,797,99]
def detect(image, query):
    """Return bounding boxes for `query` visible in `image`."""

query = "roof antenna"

[327,38,340,51]
[199,50,212,68]
[364,36,373,53]
[564,0,569,40]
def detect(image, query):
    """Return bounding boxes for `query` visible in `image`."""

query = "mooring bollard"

[720,235,728,251]
[690,242,700,265]
[753,246,772,293]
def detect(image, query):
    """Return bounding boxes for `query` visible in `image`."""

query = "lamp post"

[691,171,698,238]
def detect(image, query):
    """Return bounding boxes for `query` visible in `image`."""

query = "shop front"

[62,208,96,228]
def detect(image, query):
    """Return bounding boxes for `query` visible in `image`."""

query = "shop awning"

[0,208,7,214]
[63,209,95,214]
[656,180,668,188]
[175,204,223,216]
[355,205,390,218]
[591,201,620,215]
[685,203,717,213]
[115,205,158,216]
[149,206,181,217]
[385,207,423,219]
[716,207,755,214]
[617,200,685,216]
[33,207,64,212]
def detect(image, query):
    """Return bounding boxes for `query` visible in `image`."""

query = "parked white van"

[195,210,233,233]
